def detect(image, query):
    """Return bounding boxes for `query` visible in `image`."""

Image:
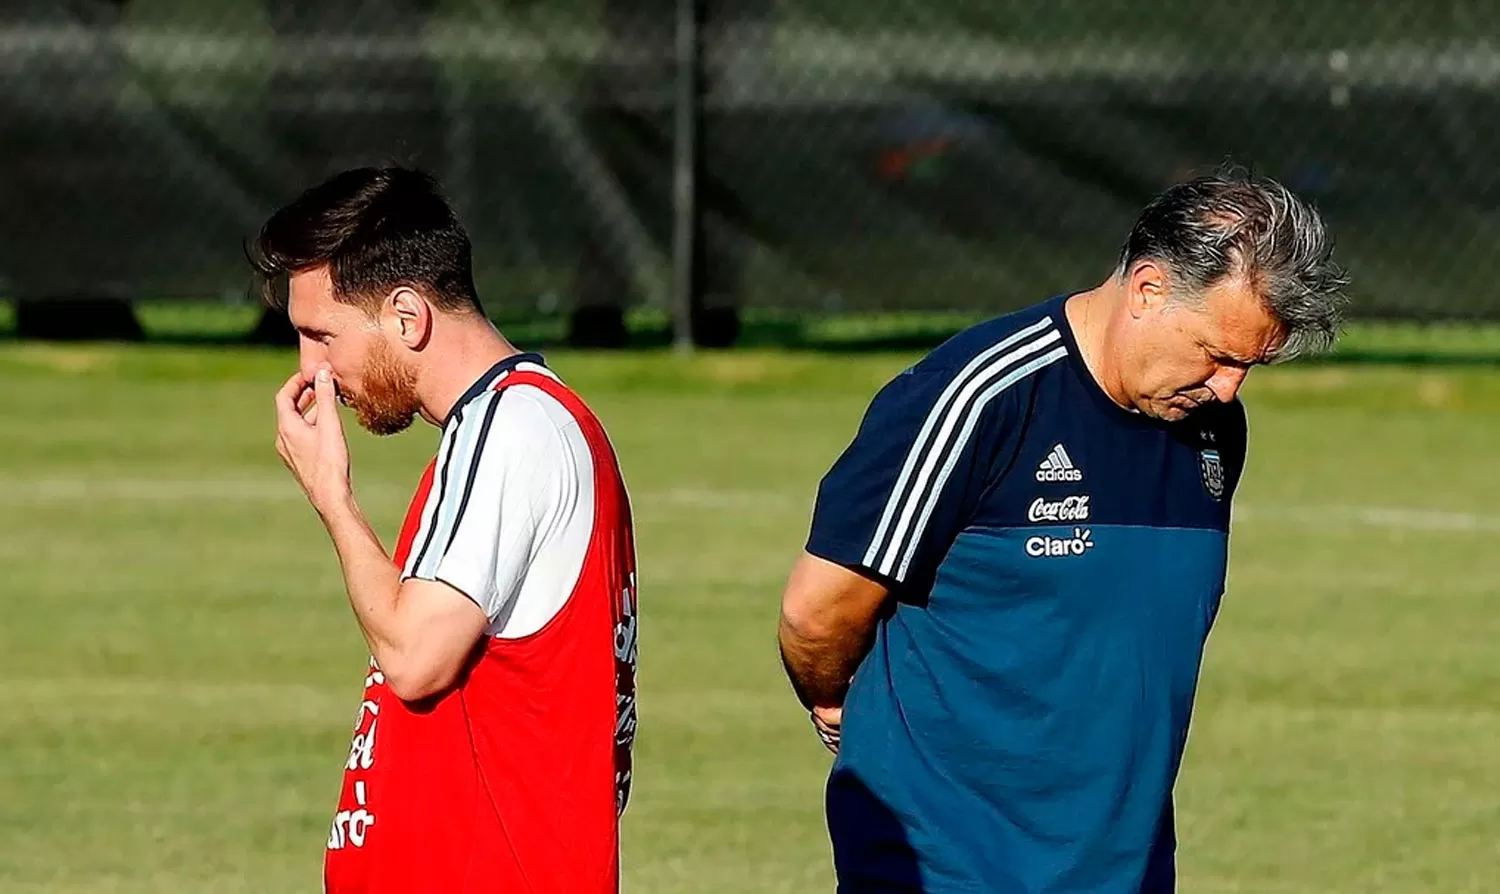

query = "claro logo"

[1024,528,1096,558]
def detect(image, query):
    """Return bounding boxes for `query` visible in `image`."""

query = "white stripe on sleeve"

[862,317,1057,570]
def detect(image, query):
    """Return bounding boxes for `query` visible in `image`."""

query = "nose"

[298,337,328,384]
[1206,366,1248,403]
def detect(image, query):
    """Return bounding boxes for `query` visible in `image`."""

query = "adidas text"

[1036,467,1083,483]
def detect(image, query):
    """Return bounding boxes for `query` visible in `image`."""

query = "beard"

[345,339,421,436]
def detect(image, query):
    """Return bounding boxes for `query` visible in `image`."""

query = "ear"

[1125,260,1169,320]
[385,287,433,350]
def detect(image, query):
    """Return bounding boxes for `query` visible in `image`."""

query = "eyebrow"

[1207,344,1260,365]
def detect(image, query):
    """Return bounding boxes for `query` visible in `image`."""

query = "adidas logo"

[1035,444,1083,482]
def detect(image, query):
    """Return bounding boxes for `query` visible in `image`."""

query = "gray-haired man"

[778,168,1349,892]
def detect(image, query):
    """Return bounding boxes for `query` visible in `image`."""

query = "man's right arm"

[778,372,923,724]
[783,359,1009,751]
[778,552,889,712]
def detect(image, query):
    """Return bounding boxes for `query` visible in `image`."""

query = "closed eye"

[1204,344,1255,368]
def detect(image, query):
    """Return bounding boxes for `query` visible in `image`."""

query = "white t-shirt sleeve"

[400,387,594,636]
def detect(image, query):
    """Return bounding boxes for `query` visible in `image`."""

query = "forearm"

[275,370,480,699]
[320,497,404,667]
[778,610,876,711]
[778,553,888,711]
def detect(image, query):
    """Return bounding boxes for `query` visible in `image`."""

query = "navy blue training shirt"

[806,295,1247,894]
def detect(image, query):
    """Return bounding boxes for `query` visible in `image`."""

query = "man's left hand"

[276,365,352,517]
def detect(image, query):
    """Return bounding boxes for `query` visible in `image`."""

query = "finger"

[298,386,318,424]
[276,370,308,408]
[275,371,311,428]
[313,367,344,439]
[811,711,841,751]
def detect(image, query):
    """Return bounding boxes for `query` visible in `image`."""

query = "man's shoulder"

[497,382,586,437]
[874,298,1069,421]
[907,297,1066,379]
[431,385,586,495]
[448,377,580,437]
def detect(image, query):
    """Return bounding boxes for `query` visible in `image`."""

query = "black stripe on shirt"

[441,388,506,559]
[409,403,468,575]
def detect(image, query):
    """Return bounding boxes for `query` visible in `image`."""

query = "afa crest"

[1199,449,1225,501]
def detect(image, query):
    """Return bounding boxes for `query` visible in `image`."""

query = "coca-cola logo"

[1028,495,1091,523]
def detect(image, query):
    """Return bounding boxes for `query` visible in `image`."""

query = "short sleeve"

[807,366,1007,587]
[402,389,569,621]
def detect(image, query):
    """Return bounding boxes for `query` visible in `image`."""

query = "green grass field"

[3,338,1500,893]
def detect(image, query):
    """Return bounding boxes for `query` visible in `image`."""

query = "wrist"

[316,488,361,528]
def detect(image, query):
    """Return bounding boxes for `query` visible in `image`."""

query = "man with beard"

[251,166,639,894]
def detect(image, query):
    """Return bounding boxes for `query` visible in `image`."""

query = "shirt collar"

[445,352,547,425]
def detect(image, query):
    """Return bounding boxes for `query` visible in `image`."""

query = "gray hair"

[1116,167,1350,361]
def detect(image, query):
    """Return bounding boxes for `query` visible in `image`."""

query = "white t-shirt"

[399,364,596,639]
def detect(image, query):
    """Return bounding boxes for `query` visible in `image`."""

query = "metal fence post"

[670,0,703,353]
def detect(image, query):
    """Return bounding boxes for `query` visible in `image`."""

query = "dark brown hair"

[248,166,482,315]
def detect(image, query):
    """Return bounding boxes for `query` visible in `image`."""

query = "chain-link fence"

[2,1,1498,326]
